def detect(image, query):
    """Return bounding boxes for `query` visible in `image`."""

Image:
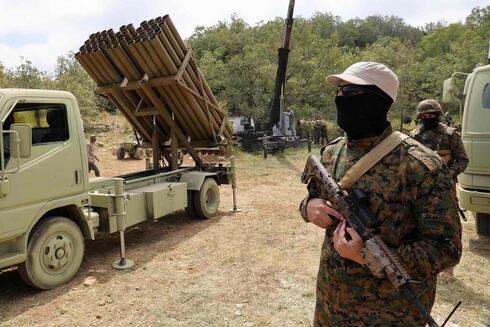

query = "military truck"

[0,15,234,289]
[443,55,490,236]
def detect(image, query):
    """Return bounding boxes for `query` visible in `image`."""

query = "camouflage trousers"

[313,261,436,327]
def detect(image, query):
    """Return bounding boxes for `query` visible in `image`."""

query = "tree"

[0,62,12,88]
[3,6,490,129]
[7,58,53,89]
[54,52,102,118]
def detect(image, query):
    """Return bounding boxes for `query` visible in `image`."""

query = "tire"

[193,178,220,219]
[177,150,184,167]
[19,216,85,290]
[133,146,145,160]
[116,147,125,160]
[476,212,490,236]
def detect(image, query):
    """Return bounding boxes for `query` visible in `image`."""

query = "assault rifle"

[301,154,461,327]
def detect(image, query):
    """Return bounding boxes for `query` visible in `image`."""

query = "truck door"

[0,99,85,240]
[462,69,490,189]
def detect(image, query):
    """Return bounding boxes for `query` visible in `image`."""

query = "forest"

[1,5,489,129]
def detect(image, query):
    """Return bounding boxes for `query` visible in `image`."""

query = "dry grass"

[0,136,488,326]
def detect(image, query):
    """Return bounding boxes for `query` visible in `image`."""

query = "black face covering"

[421,117,439,130]
[335,89,392,140]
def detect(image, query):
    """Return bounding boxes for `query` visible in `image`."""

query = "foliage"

[1,6,489,128]
[6,58,54,89]
[54,52,111,118]
[188,8,488,128]
[0,53,109,120]
[0,62,11,88]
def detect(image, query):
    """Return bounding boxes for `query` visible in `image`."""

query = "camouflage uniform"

[314,120,328,145]
[409,123,468,181]
[299,126,462,326]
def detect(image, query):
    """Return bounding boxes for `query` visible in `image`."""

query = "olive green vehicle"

[0,89,230,289]
[0,15,235,290]
[443,57,490,236]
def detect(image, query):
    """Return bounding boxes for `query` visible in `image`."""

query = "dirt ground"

[0,129,489,326]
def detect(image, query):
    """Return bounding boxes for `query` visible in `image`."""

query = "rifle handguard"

[361,236,411,289]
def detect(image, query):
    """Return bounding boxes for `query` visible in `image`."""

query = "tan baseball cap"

[326,61,399,102]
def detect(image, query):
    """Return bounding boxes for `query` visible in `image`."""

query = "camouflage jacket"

[300,126,462,327]
[409,123,468,180]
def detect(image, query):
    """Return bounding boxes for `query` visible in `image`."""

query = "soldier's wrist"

[299,196,310,222]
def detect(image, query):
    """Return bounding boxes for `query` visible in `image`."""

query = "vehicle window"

[2,103,69,145]
[483,83,490,109]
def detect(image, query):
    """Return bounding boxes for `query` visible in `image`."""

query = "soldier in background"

[313,119,328,145]
[409,99,468,279]
[87,135,100,177]
[410,99,468,182]
[299,62,462,326]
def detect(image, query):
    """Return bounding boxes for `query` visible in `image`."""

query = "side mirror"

[10,124,32,158]
[442,77,458,104]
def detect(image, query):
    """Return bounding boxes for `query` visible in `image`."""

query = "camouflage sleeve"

[299,146,334,222]
[396,163,462,279]
[449,132,469,178]
[299,173,323,222]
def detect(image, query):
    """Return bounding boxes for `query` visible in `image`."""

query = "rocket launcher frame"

[75,15,232,166]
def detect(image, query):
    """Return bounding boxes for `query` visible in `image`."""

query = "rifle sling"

[338,131,409,190]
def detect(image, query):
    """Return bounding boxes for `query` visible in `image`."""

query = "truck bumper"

[457,185,490,214]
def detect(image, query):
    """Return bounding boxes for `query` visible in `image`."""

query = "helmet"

[416,99,443,118]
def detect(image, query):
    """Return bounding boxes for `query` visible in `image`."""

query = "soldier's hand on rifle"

[306,198,344,228]
[333,220,365,265]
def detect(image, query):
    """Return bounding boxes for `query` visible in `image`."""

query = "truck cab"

[443,63,490,235]
[0,89,94,287]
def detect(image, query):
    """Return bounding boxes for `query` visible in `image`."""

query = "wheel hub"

[42,234,73,273]
[55,247,66,259]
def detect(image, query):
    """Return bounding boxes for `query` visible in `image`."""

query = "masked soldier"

[409,99,468,279]
[299,62,462,326]
[409,99,468,181]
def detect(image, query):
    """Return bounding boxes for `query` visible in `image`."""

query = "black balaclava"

[421,116,440,130]
[335,86,393,140]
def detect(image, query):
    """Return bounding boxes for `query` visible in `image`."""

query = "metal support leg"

[112,178,134,269]
[228,156,242,212]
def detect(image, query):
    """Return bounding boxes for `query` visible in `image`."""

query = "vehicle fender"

[179,171,218,191]
[22,194,95,250]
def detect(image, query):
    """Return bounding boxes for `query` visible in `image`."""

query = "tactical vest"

[412,126,455,165]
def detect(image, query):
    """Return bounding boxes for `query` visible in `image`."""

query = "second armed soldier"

[409,99,468,181]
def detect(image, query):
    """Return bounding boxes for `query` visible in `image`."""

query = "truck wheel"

[19,217,85,289]
[133,146,145,160]
[116,147,125,160]
[193,178,220,219]
[476,213,490,236]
